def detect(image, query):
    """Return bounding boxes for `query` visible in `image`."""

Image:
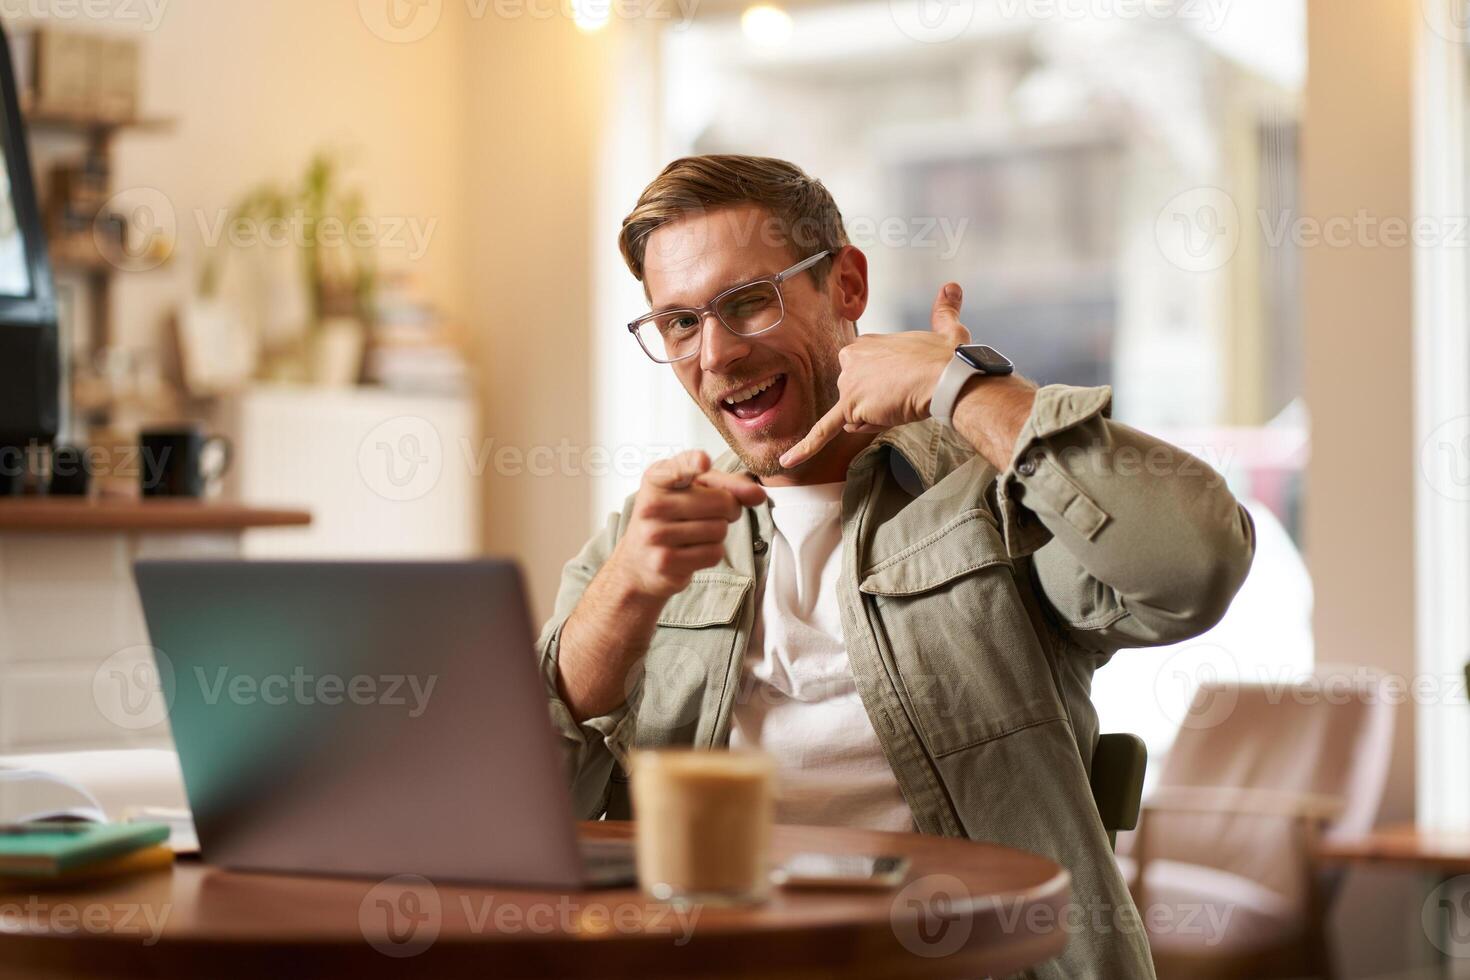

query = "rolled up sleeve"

[996,384,1256,651]
[535,511,638,818]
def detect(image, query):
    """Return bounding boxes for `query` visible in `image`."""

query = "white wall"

[464,11,606,619]
[1303,1,1422,973]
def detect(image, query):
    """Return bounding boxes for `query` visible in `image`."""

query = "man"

[537,155,1254,978]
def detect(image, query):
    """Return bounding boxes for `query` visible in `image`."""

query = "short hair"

[618,154,849,287]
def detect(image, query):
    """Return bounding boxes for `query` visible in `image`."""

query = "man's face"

[642,205,853,477]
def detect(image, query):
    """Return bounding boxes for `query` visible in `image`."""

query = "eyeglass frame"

[627,249,833,364]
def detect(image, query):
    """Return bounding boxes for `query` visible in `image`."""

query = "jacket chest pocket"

[859,509,1064,758]
[632,571,751,747]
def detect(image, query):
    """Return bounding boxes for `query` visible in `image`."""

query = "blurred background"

[0,0,1463,975]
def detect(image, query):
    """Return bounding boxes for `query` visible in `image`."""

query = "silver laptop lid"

[133,559,585,888]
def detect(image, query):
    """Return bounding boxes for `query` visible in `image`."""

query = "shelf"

[19,99,174,136]
[0,498,311,532]
[48,232,172,277]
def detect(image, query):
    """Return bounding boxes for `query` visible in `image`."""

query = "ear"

[829,245,868,326]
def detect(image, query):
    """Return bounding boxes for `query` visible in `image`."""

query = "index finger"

[646,449,710,490]
[779,403,846,470]
[693,469,768,508]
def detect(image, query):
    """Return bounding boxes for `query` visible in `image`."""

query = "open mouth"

[719,374,787,426]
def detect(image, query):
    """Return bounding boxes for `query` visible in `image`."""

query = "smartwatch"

[929,344,1015,427]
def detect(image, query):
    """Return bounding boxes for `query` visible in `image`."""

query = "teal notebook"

[0,822,171,877]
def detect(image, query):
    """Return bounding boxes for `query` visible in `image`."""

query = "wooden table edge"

[0,499,312,532]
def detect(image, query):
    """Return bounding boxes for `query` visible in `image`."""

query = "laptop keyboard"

[580,839,635,869]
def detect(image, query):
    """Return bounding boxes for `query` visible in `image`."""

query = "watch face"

[956,344,1015,375]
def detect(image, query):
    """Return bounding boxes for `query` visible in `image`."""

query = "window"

[595,1,1310,769]
[1415,0,1470,830]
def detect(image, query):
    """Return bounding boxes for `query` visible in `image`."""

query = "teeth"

[723,377,778,406]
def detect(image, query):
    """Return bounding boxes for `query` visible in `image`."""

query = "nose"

[699,310,751,374]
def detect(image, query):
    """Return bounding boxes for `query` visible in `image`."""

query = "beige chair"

[1119,669,1395,979]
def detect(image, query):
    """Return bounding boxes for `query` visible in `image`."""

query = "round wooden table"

[0,822,1071,979]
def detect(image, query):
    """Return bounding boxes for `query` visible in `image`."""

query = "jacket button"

[1017,455,1039,477]
[753,537,768,555]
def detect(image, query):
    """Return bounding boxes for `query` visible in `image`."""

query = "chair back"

[1091,733,1147,851]
[1148,667,1395,903]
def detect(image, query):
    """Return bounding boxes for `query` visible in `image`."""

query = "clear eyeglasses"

[628,250,831,364]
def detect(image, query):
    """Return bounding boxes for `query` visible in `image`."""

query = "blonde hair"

[618,154,849,286]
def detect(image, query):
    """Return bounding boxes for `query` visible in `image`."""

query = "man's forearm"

[555,562,667,723]
[949,374,1039,470]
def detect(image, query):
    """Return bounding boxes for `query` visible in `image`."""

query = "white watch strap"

[930,353,979,427]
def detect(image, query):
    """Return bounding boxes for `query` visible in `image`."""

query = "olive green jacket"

[536,384,1255,979]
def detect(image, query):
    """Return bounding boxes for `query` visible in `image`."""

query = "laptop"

[132,559,635,888]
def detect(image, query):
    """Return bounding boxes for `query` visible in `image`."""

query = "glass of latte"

[629,749,776,905]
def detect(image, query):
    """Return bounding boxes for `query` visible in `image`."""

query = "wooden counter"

[0,498,311,532]
[0,499,311,753]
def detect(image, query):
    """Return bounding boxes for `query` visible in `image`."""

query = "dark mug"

[0,444,26,496]
[140,427,232,498]
[48,445,90,496]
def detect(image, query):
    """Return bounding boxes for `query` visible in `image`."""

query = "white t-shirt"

[727,482,915,833]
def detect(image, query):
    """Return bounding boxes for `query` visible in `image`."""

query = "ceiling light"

[573,0,610,32]
[742,4,793,47]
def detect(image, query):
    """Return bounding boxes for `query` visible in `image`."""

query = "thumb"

[931,283,969,342]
